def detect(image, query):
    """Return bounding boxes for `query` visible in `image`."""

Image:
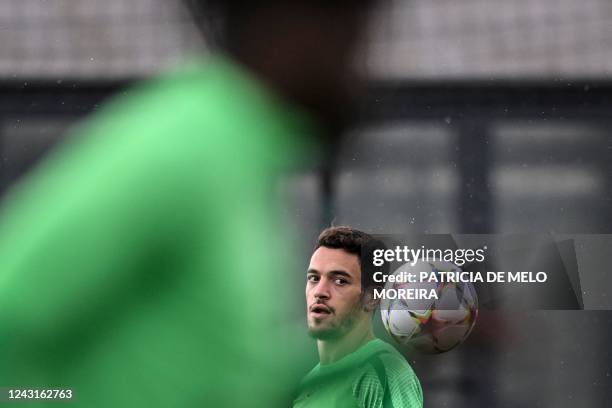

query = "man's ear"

[361,289,380,313]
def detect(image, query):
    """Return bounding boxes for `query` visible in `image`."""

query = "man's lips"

[309,304,333,318]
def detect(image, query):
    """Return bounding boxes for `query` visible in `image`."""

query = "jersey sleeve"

[353,366,386,408]
[382,353,423,408]
[352,355,424,408]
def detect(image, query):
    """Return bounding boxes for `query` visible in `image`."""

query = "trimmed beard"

[308,299,363,340]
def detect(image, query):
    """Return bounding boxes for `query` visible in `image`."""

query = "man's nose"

[313,279,331,300]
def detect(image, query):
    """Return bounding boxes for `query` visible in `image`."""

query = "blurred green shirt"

[0,56,317,407]
[293,339,423,408]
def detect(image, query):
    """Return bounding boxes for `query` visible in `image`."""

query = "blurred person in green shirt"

[0,1,379,406]
[295,227,423,408]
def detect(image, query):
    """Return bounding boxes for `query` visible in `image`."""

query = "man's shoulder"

[352,341,407,383]
[295,340,423,408]
[352,340,423,408]
[79,56,310,173]
[298,339,413,386]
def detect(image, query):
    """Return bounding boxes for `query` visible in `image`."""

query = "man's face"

[306,246,365,340]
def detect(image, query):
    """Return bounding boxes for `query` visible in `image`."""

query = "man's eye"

[307,275,319,283]
[335,279,348,286]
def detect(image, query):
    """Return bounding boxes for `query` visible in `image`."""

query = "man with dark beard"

[296,227,423,408]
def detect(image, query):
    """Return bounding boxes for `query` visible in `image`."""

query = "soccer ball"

[379,260,478,354]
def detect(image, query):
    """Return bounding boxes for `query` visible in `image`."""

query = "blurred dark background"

[1,1,611,406]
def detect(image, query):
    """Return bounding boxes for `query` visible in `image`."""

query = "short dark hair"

[185,0,379,50]
[316,226,388,294]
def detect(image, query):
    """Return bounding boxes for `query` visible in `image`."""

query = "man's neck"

[317,322,375,365]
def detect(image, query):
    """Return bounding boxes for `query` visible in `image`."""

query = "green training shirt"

[0,55,318,407]
[293,339,423,408]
